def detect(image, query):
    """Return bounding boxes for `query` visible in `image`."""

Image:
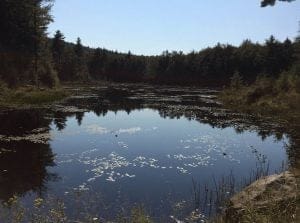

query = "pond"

[0,84,292,222]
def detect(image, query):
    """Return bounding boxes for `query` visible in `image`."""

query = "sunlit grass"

[0,84,69,106]
[220,73,300,116]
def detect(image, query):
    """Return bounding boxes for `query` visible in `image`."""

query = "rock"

[226,171,298,221]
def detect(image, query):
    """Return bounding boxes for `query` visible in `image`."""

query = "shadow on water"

[0,110,58,201]
[0,109,50,136]
[0,84,298,221]
[0,141,57,201]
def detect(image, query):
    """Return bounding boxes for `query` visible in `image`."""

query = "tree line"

[0,0,299,88]
[32,31,300,87]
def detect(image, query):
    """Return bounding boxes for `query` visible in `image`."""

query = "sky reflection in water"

[42,108,288,217]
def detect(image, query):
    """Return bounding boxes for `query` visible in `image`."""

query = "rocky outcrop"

[226,171,299,222]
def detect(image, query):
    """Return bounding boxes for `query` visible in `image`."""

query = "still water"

[0,85,290,221]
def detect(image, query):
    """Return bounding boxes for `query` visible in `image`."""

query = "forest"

[0,0,299,88]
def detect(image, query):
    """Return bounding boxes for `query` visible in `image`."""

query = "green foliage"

[0,0,53,52]
[89,48,107,80]
[52,30,65,79]
[0,0,299,89]
[52,31,65,61]
[0,0,57,87]
[73,38,89,81]
[141,37,297,86]
[37,44,59,88]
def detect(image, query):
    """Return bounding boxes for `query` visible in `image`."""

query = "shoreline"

[217,84,300,222]
[221,170,299,223]
[0,83,298,222]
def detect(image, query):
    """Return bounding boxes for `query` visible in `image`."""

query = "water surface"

[0,85,291,221]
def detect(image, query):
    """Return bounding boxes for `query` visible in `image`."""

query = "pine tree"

[31,0,55,87]
[52,30,65,79]
[0,0,57,87]
[52,30,65,66]
[73,38,89,81]
[89,48,107,80]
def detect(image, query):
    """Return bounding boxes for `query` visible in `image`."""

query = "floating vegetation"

[179,134,243,164]
[176,167,189,174]
[117,141,129,149]
[53,125,276,194]
[74,183,90,191]
[0,132,51,144]
[0,84,291,221]
[56,146,221,191]
[78,152,132,183]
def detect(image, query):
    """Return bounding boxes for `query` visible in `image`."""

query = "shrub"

[230,72,243,90]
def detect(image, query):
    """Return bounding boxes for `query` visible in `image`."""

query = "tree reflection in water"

[0,84,298,207]
[0,110,57,201]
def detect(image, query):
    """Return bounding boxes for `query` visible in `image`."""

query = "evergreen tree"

[89,48,107,80]
[52,30,65,75]
[0,0,57,87]
[38,44,58,87]
[73,38,89,81]
[292,23,300,74]
[265,35,281,75]
[60,47,76,81]
[30,0,55,86]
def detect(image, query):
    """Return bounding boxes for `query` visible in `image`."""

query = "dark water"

[0,84,295,222]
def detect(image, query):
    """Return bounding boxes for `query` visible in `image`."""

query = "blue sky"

[48,0,300,55]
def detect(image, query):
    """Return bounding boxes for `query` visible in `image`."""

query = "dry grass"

[220,73,300,116]
[0,84,69,106]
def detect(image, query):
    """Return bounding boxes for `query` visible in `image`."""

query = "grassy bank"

[0,83,69,107]
[220,72,300,118]
[218,73,300,223]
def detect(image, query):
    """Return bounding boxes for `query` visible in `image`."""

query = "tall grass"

[220,72,300,115]
[187,150,297,223]
[0,84,69,106]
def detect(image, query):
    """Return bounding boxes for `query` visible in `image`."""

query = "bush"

[230,72,243,90]
[38,62,59,88]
